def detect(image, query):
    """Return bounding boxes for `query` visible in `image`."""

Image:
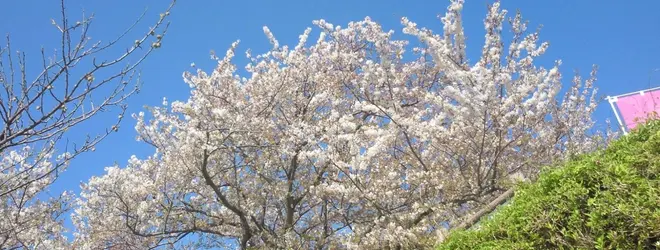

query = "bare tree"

[0,0,175,248]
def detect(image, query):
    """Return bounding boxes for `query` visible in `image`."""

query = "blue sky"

[2,0,660,238]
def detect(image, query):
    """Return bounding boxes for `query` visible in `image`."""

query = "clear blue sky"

[2,0,659,237]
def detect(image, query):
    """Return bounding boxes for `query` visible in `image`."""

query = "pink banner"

[615,89,660,130]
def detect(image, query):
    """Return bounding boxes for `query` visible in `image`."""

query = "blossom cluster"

[74,1,609,249]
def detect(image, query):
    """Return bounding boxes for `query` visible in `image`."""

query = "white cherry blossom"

[75,1,612,249]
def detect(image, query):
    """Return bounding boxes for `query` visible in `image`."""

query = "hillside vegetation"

[438,120,660,249]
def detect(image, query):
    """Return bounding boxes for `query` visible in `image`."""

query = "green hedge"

[438,120,660,250]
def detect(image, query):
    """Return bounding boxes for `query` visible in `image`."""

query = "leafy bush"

[438,120,660,250]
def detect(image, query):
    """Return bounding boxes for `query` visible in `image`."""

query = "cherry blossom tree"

[0,0,174,248]
[75,1,612,249]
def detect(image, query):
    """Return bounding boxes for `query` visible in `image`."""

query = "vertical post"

[607,96,627,135]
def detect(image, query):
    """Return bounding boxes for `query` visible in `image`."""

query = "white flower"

[74,3,608,249]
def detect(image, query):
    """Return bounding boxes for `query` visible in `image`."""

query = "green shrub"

[438,120,660,250]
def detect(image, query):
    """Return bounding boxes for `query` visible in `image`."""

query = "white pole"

[610,86,660,99]
[607,96,627,135]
